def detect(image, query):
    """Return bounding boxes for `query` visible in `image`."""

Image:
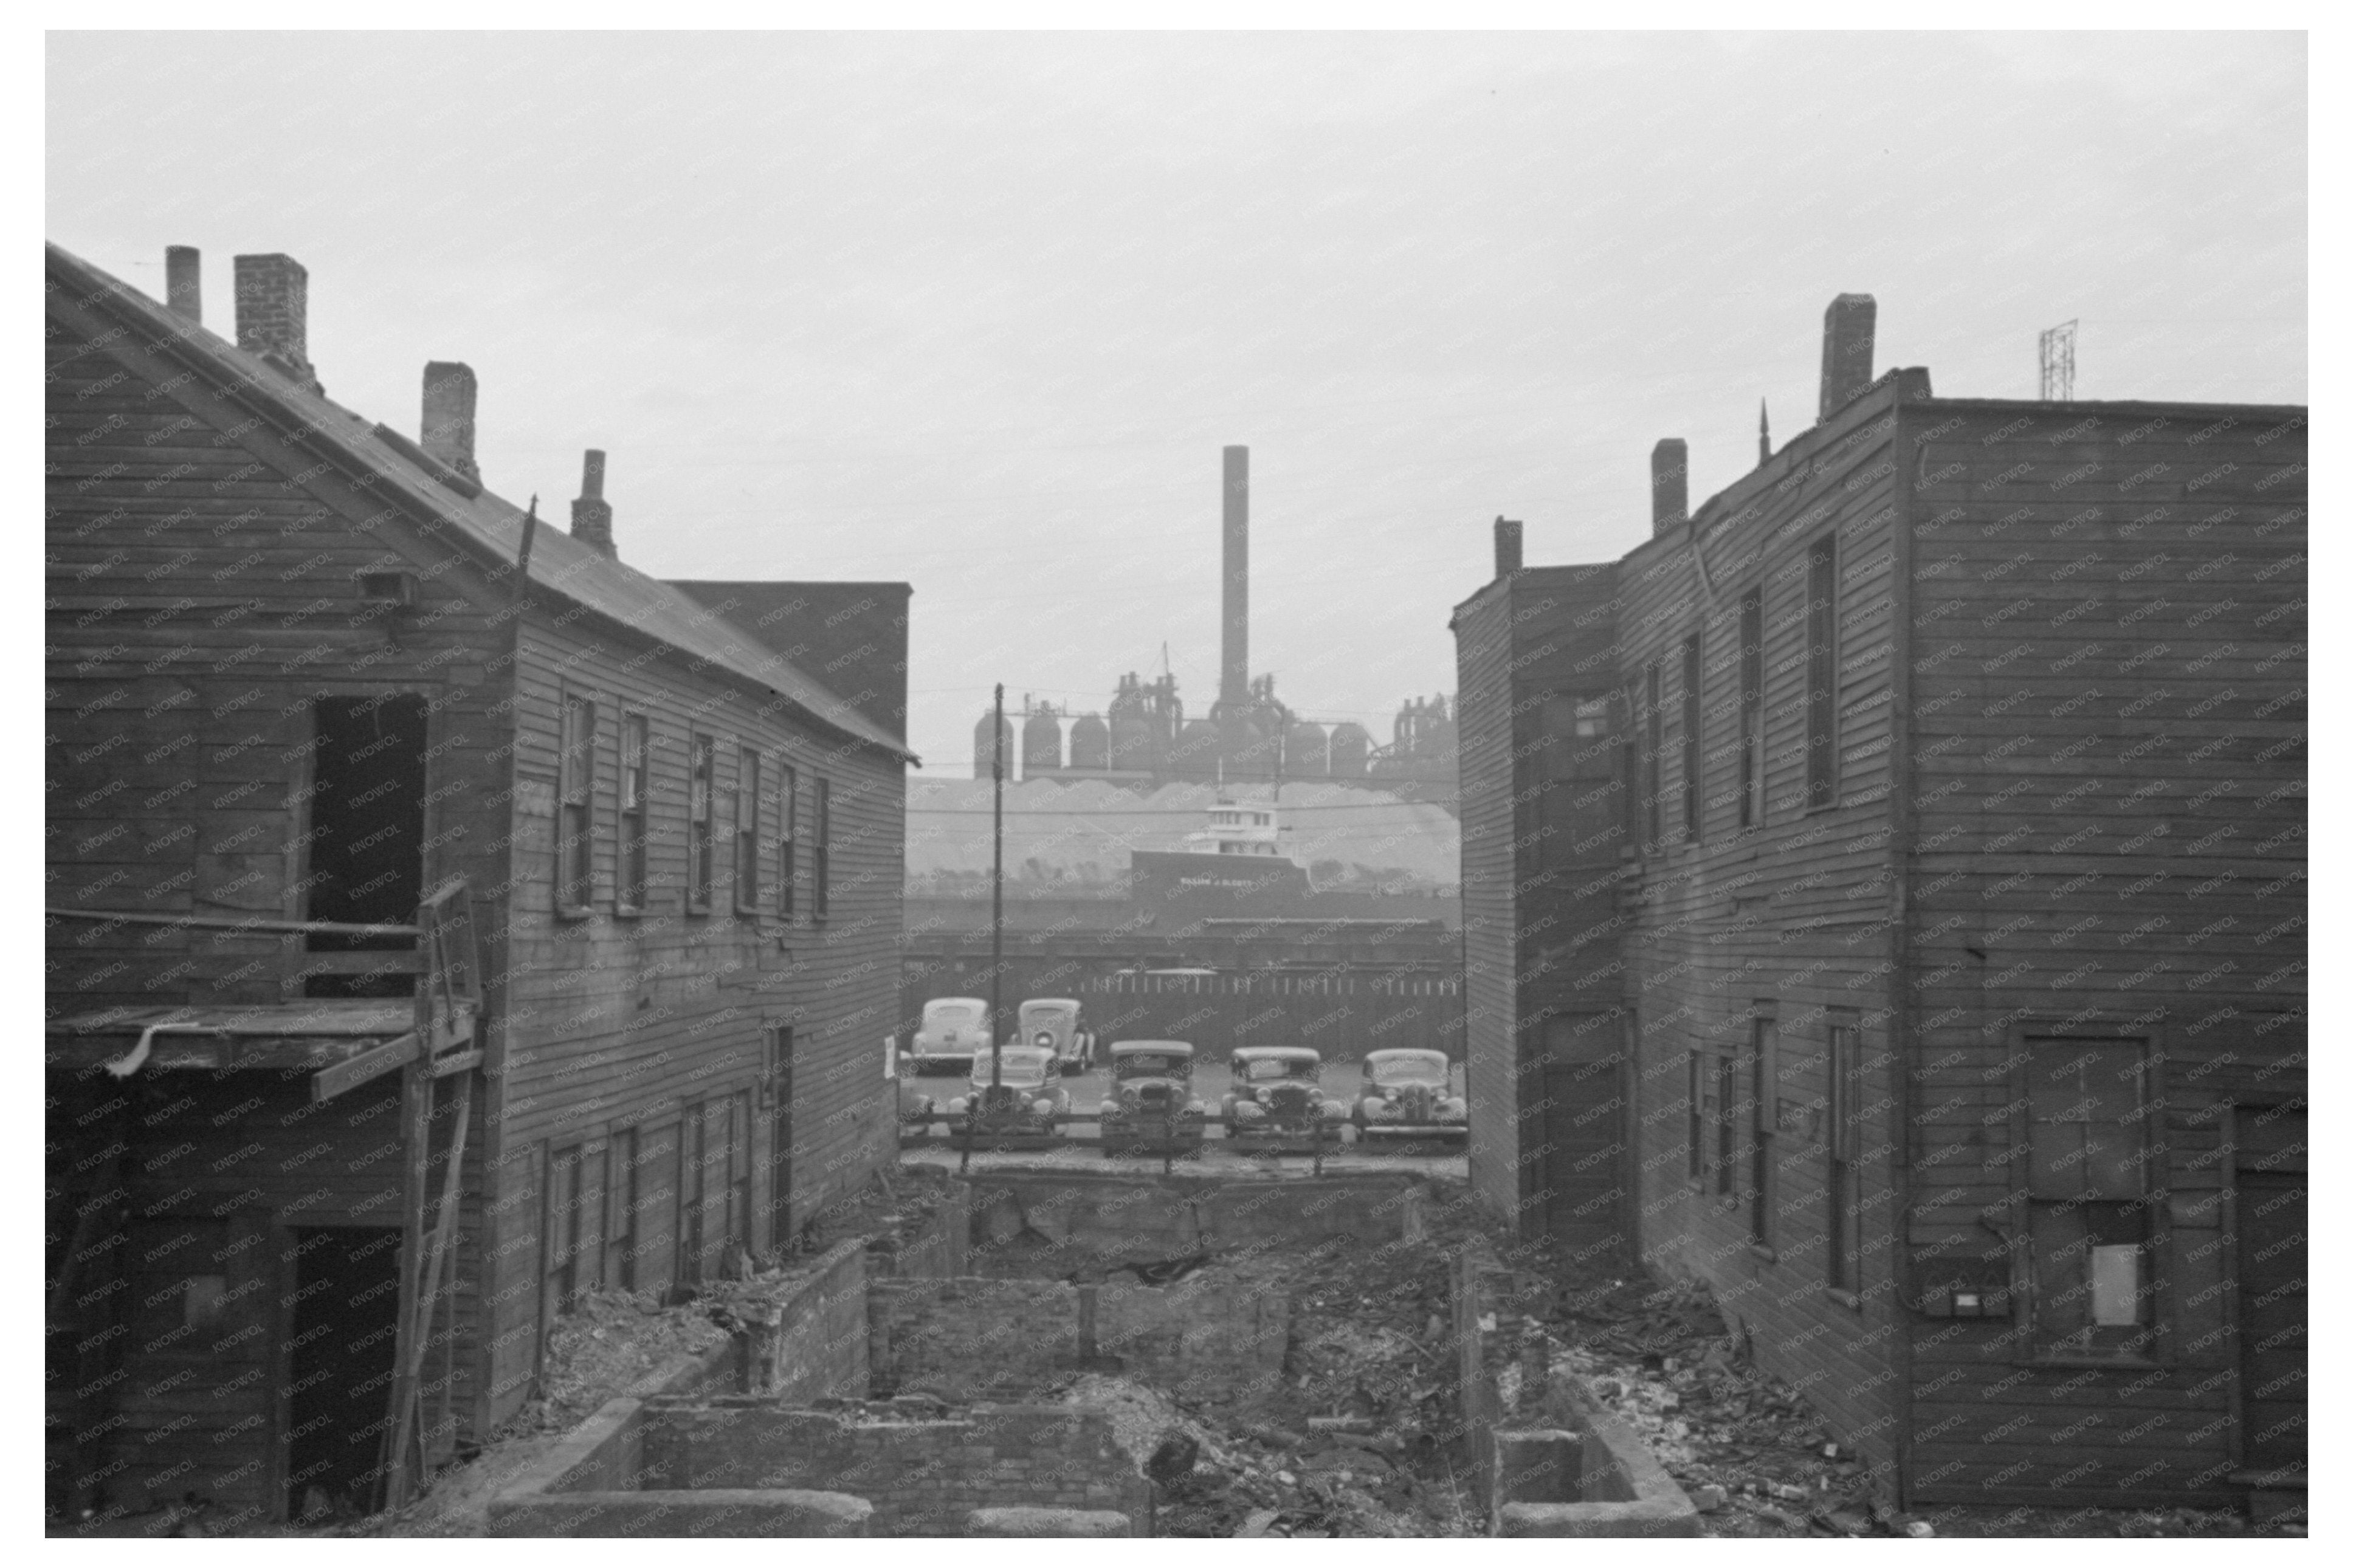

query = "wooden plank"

[311,1031,423,1103]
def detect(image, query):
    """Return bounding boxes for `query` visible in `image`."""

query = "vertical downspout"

[1884,384,1923,1510]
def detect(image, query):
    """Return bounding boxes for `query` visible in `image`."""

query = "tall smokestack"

[1493,515,1523,577]
[571,449,615,557]
[1651,439,1688,537]
[1221,445,1248,713]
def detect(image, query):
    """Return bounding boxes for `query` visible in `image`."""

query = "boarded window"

[1827,1020,1860,1290]
[604,1126,639,1291]
[686,732,715,912]
[1714,1053,1737,1200]
[2025,1039,2158,1358]
[545,1141,605,1319]
[1805,534,1838,810]
[813,777,831,920]
[557,692,596,913]
[618,714,650,912]
[777,765,798,920]
[1738,589,1764,828]
[1681,633,1702,841]
[734,748,762,913]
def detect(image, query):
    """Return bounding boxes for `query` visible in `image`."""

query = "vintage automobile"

[1097,1040,1207,1157]
[908,996,992,1075]
[897,1074,938,1144]
[1016,997,1095,1076]
[945,1042,1069,1147]
[1222,1045,1347,1152]
[1352,1048,1468,1143]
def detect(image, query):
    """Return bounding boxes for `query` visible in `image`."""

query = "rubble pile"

[1036,1235,1478,1537]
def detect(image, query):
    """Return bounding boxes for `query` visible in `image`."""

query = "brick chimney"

[421,362,480,483]
[571,450,615,557]
[1493,515,1523,577]
[1818,293,1877,420]
[1650,439,1687,537]
[232,253,317,390]
[164,246,201,325]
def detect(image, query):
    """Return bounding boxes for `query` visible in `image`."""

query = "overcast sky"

[47,32,2306,775]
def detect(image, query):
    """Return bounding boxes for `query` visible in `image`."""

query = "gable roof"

[45,240,914,762]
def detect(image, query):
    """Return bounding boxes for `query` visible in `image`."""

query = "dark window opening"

[777,766,798,920]
[1738,590,1764,828]
[1714,1052,1737,1200]
[734,748,762,913]
[1681,633,1703,841]
[304,694,425,998]
[1642,664,1662,849]
[556,692,595,914]
[686,733,714,912]
[1686,1050,1704,1185]
[765,1024,793,1248]
[812,777,831,920]
[618,714,649,913]
[1827,1020,1860,1290]
[1749,1016,1779,1248]
[1805,534,1839,810]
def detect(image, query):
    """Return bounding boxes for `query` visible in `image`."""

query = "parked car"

[897,1075,938,1144]
[1098,1040,1207,1157]
[1222,1045,1346,1152]
[946,1043,1069,1146]
[909,997,992,1074]
[1016,997,1095,1076]
[1352,1048,1467,1143]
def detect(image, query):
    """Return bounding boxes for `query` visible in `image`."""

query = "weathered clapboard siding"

[46,240,911,1521]
[1611,380,1921,1493]
[1450,576,1526,1216]
[1896,399,2306,1507]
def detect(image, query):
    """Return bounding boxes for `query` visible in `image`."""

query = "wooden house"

[1452,295,2305,1518]
[44,241,915,1525]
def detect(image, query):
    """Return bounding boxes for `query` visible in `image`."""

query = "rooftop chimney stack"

[1220,445,1249,714]
[420,362,480,483]
[1818,293,1878,420]
[571,449,615,557]
[232,252,316,388]
[1493,515,1523,577]
[1650,439,1688,537]
[164,246,201,325]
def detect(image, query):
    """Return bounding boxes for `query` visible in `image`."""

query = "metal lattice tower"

[2039,319,2078,402]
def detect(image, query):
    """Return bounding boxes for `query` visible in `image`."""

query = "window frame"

[734,746,763,915]
[1686,1050,1705,1187]
[1749,1010,1779,1253]
[776,763,798,921]
[686,731,715,914]
[1680,631,1703,842]
[1738,588,1765,830]
[2010,1028,2169,1366]
[556,690,598,917]
[1642,662,1663,850]
[1825,1014,1861,1295]
[616,712,650,916]
[1804,532,1839,811]
[811,776,831,921]
[1714,1051,1737,1204]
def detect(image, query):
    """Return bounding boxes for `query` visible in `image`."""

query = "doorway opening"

[285,1226,404,1518]
[305,694,427,999]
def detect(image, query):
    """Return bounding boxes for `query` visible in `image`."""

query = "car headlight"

[1100,1099,1119,1116]
[1233,1101,1265,1121]
[947,1096,968,1115]
[1440,1098,1466,1119]
[1187,1101,1207,1117]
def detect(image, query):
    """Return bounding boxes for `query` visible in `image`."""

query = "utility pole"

[990,681,1005,1100]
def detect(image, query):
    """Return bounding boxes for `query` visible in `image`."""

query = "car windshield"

[1115,1053,1189,1079]
[1241,1057,1316,1082]
[1019,1003,1075,1027]
[1370,1055,1448,1087]
[926,1003,983,1029]
[971,1053,1047,1088]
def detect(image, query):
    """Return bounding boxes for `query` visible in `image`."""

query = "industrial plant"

[974,447,1461,811]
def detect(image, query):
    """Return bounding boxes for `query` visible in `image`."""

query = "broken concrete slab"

[966,1507,1132,1537]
